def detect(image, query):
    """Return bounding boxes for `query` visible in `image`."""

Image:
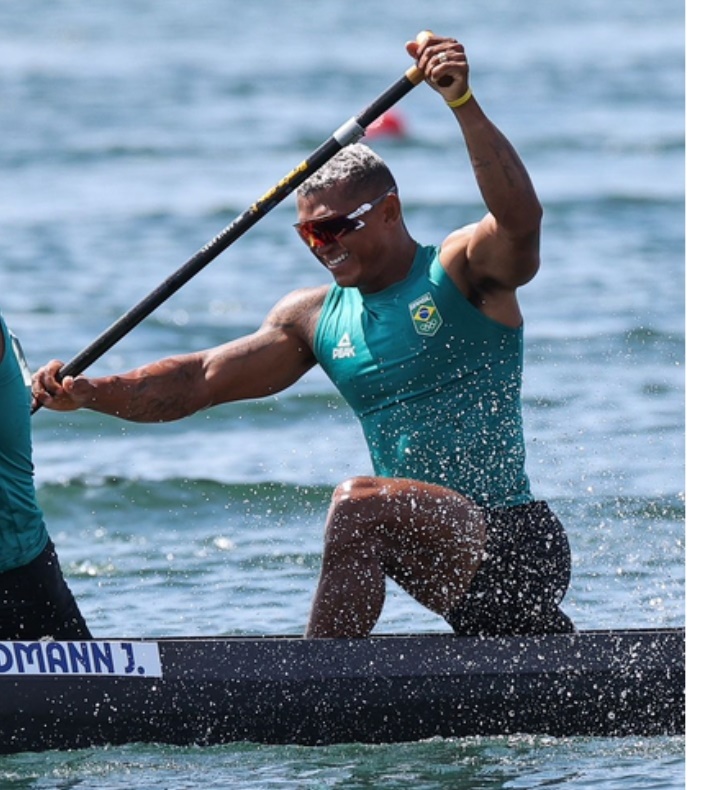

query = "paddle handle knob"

[415,30,454,87]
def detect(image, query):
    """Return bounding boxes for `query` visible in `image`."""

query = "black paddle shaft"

[48,65,424,387]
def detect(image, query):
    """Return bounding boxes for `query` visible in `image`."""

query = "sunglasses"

[294,188,396,250]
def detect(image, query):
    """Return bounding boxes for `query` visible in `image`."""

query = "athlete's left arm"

[445,96,543,297]
[409,33,542,318]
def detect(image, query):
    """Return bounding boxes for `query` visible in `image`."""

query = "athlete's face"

[295,186,399,292]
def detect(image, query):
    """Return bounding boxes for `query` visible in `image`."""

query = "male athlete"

[1,312,91,640]
[33,33,574,638]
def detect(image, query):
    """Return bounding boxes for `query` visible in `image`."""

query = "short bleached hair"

[297,143,397,199]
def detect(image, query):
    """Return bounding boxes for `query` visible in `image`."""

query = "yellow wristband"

[446,87,473,109]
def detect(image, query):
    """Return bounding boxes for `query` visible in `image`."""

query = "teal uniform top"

[313,244,532,508]
[0,313,49,572]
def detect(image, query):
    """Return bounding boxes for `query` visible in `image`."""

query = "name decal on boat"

[0,640,163,677]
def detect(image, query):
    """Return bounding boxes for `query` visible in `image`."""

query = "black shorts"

[0,537,92,641]
[445,500,574,637]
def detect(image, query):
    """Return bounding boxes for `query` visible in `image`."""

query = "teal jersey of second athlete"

[313,244,532,508]
[0,313,49,572]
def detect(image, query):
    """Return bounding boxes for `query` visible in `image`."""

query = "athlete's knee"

[329,476,387,518]
[324,476,388,550]
[331,475,383,501]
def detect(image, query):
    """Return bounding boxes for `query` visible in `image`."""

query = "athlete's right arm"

[32,287,327,422]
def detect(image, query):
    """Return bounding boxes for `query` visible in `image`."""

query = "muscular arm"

[32,287,326,422]
[451,99,543,289]
[408,35,542,322]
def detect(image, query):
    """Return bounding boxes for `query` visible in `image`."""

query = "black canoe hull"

[0,628,684,754]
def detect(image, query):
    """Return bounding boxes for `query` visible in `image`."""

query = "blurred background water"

[0,0,686,787]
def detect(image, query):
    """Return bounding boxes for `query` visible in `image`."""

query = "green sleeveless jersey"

[0,313,49,572]
[313,244,532,508]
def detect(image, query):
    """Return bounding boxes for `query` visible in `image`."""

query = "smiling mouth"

[321,249,349,269]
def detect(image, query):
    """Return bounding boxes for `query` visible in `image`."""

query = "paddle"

[32,36,431,414]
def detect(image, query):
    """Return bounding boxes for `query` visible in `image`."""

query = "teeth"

[325,251,349,268]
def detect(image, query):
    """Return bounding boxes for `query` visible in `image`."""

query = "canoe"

[0,627,684,754]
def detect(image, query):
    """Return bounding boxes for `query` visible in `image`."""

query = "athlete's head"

[296,143,397,202]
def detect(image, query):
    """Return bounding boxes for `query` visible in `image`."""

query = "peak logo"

[333,332,356,359]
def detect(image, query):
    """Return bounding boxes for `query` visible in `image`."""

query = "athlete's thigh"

[372,477,486,615]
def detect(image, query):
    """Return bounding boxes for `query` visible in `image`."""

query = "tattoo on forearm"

[471,140,524,191]
[120,366,198,421]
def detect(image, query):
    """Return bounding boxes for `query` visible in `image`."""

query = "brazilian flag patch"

[409,292,443,337]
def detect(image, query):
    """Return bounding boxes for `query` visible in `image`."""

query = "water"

[0,0,686,787]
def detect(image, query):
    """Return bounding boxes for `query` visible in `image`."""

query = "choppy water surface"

[1,1,684,787]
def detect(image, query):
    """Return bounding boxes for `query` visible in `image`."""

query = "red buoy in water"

[365,109,407,139]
